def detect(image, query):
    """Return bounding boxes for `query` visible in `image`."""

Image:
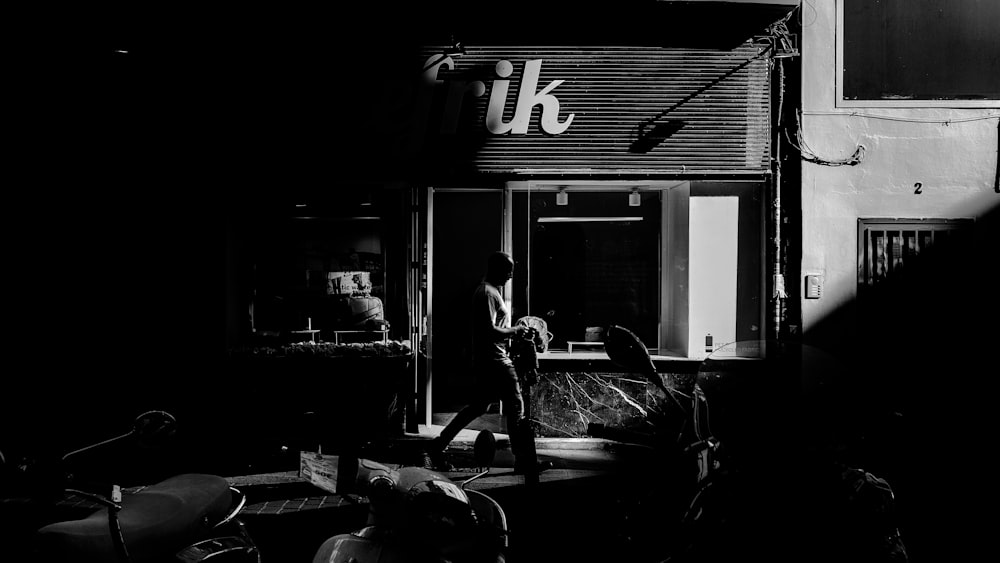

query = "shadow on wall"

[802,202,1000,562]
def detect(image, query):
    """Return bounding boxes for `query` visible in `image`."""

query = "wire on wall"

[800,110,1000,125]
[786,110,866,167]
[765,7,799,59]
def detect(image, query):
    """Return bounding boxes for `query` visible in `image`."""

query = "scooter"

[600,326,909,563]
[311,429,508,563]
[0,410,261,562]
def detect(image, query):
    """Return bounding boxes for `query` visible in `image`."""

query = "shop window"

[425,183,761,361]
[509,183,760,358]
[838,0,1000,107]
[250,214,387,344]
[513,189,661,351]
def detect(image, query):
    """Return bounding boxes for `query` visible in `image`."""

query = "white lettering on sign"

[421,55,575,135]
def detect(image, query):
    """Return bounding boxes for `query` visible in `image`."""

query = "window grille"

[857,218,973,287]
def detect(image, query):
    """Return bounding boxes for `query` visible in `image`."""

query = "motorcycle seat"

[34,473,232,562]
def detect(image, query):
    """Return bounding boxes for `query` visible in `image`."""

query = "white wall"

[799,0,999,335]
[688,196,739,358]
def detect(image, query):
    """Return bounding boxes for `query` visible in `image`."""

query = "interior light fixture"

[538,217,644,223]
[556,188,569,206]
[446,34,466,56]
[628,189,641,207]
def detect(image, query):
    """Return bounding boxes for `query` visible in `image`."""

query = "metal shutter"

[415,43,771,175]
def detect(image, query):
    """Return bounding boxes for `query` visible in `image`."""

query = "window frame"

[506,181,686,356]
[857,217,975,288]
[835,0,1000,109]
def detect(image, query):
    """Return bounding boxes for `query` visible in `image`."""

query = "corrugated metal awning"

[403,43,772,176]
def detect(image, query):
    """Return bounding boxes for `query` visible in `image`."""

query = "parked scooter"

[599,325,908,563]
[311,429,508,563]
[0,410,261,562]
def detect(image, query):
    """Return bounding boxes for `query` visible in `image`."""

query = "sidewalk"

[227,421,644,561]
[227,422,626,492]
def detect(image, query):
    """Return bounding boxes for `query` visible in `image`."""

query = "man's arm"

[493,324,526,340]
[476,288,527,341]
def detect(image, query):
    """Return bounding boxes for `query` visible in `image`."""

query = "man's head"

[485,251,515,285]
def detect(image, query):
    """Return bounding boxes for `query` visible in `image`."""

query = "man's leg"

[498,366,552,477]
[432,398,492,453]
[493,366,536,469]
[423,398,492,470]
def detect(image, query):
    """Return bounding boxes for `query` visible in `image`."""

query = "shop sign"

[422,54,575,135]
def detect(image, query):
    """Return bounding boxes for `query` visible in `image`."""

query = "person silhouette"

[424,251,545,473]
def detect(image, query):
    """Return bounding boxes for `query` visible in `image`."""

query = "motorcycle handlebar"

[3,411,179,504]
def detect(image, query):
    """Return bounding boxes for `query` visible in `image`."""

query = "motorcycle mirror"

[62,410,177,462]
[473,429,497,469]
[605,325,663,383]
[131,410,177,448]
[605,325,673,398]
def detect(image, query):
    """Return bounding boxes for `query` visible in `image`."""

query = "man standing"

[425,251,542,473]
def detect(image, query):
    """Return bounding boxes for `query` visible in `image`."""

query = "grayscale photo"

[3,1,998,562]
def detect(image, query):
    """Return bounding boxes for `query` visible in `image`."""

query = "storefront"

[398,32,785,423]
[225,2,798,435]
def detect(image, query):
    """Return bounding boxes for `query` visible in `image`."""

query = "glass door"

[426,188,506,419]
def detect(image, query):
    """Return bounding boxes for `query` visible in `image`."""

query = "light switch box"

[805,275,823,299]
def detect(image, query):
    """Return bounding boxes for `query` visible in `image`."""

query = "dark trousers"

[435,363,533,463]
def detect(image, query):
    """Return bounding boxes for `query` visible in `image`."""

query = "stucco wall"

[799,0,999,337]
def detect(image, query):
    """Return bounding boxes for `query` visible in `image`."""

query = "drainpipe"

[773,148,784,341]
[771,57,788,342]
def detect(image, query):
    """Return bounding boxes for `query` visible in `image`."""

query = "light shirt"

[471,281,513,368]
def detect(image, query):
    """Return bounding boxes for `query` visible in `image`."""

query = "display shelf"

[328,329,389,344]
[289,329,322,343]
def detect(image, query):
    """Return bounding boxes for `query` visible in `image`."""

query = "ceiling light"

[556,188,568,206]
[629,189,641,207]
